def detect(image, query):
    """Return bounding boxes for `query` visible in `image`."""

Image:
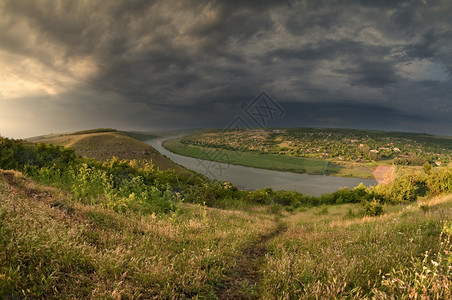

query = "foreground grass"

[0,170,275,299]
[261,199,452,298]
[1,169,451,298]
[163,138,375,178]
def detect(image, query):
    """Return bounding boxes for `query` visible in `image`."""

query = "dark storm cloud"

[280,101,431,130]
[1,0,452,138]
[262,39,391,64]
[342,61,400,88]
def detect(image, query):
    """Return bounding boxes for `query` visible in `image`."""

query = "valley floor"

[163,138,389,179]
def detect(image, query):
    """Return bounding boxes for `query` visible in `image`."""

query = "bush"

[0,138,184,214]
[0,138,78,172]
[268,203,284,215]
[426,167,452,195]
[363,200,384,216]
[374,170,427,204]
[245,188,274,205]
[319,185,373,205]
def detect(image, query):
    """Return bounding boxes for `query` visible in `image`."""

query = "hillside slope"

[0,170,274,298]
[1,168,451,299]
[28,130,187,173]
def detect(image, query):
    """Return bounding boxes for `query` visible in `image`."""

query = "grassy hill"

[1,169,451,298]
[28,129,187,173]
[1,133,452,298]
[0,170,275,298]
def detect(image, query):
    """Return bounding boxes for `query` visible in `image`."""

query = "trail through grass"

[1,170,451,298]
[0,171,275,299]
[216,216,288,299]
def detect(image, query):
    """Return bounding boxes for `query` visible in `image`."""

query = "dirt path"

[215,217,287,299]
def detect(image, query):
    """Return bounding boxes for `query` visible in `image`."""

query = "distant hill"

[28,130,187,173]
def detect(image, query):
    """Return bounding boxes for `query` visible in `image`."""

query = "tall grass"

[381,221,452,298]
[260,198,452,298]
[0,170,275,298]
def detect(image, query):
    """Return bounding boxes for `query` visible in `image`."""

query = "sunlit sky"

[1,0,451,138]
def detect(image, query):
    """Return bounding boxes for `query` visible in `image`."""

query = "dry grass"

[1,168,451,299]
[261,198,452,299]
[28,131,187,173]
[0,170,275,299]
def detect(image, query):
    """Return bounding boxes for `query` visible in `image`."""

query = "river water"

[147,138,377,196]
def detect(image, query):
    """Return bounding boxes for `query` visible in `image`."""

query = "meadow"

[0,170,276,298]
[262,198,452,298]
[163,138,356,177]
[1,133,452,298]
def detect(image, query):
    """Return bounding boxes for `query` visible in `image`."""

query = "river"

[147,138,377,196]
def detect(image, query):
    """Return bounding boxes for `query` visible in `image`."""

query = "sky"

[1,0,452,138]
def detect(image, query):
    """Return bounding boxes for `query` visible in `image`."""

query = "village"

[181,128,452,166]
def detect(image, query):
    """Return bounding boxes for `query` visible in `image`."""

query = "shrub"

[268,203,284,215]
[319,185,373,205]
[423,162,433,174]
[245,188,274,205]
[426,167,452,195]
[363,200,384,216]
[374,170,427,204]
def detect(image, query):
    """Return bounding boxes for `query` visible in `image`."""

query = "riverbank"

[148,137,376,196]
[163,138,375,179]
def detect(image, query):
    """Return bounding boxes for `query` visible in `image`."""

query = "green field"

[163,138,375,178]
